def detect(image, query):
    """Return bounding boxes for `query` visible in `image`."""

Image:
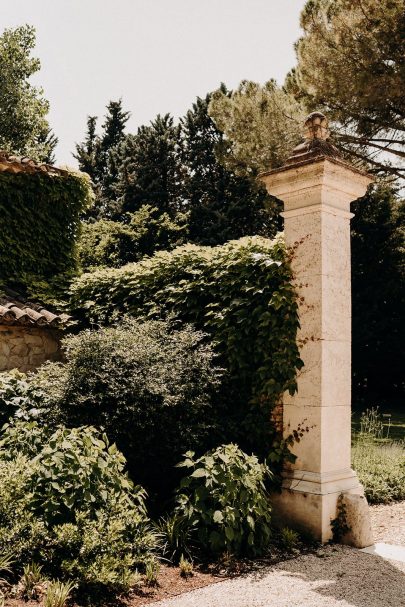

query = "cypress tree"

[181,92,278,245]
[74,99,130,217]
[116,114,182,216]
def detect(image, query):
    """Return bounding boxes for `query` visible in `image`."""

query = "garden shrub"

[0,422,156,597]
[0,370,45,427]
[352,440,405,503]
[70,235,302,408]
[79,204,188,269]
[31,318,222,498]
[32,425,143,525]
[70,236,302,465]
[0,171,92,296]
[175,444,273,556]
[0,455,47,565]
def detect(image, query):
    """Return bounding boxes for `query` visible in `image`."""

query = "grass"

[351,406,405,504]
[352,404,405,442]
[352,440,405,504]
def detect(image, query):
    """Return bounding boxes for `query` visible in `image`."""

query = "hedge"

[70,235,302,406]
[0,171,92,296]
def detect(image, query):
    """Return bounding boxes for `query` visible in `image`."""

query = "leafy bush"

[32,318,222,498]
[70,236,302,407]
[0,455,47,564]
[79,204,188,270]
[49,504,156,595]
[352,439,405,504]
[0,419,50,460]
[0,422,156,596]
[31,425,143,525]
[0,370,45,427]
[175,444,273,556]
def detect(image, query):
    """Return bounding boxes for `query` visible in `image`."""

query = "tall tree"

[98,100,130,199]
[290,0,405,178]
[208,80,304,177]
[74,116,98,181]
[116,114,182,215]
[74,99,130,216]
[0,25,57,162]
[181,91,277,245]
[351,184,405,405]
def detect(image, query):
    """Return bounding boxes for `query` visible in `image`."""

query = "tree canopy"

[290,0,405,178]
[0,25,57,162]
[181,91,276,245]
[74,99,130,217]
[208,80,304,176]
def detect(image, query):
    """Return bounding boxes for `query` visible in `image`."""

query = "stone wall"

[0,325,62,372]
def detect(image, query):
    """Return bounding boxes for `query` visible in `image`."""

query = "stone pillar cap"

[304,112,329,141]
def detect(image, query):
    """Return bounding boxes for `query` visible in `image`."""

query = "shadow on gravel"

[252,545,405,607]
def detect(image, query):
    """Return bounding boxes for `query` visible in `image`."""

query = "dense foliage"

[351,185,405,405]
[176,444,273,556]
[208,80,304,177]
[291,0,405,178]
[70,236,302,410]
[30,319,222,498]
[79,204,188,269]
[0,25,57,162]
[0,171,92,296]
[180,92,277,245]
[0,422,156,596]
[75,94,279,254]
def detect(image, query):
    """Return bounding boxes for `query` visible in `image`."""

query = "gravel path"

[370,501,405,545]
[149,501,405,607]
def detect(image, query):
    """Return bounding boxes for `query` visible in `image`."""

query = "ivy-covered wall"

[70,236,303,408]
[0,171,91,297]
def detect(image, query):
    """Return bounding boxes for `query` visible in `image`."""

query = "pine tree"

[74,115,98,180]
[74,99,130,216]
[291,0,405,178]
[181,92,278,245]
[98,100,130,199]
[116,114,182,215]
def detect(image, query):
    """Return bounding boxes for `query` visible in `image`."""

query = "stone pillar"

[259,112,373,545]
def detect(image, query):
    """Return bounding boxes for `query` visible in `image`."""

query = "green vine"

[0,171,92,300]
[70,235,303,406]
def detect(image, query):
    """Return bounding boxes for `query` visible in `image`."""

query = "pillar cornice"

[259,156,373,211]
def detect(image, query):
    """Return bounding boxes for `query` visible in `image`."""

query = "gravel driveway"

[149,502,405,607]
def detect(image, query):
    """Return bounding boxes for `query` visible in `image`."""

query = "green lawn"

[351,404,405,504]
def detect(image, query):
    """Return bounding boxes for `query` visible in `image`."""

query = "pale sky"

[0,1,306,165]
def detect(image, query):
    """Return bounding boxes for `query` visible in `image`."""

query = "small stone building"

[0,151,77,374]
[0,294,70,372]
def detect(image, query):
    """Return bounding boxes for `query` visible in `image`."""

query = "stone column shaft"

[260,115,373,543]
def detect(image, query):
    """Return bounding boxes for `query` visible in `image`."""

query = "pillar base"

[271,467,373,546]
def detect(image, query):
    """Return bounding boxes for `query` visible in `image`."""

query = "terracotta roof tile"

[0,151,68,177]
[0,293,71,328]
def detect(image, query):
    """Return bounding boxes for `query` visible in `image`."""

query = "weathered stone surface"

[261,113,373,544]
[341,493,374,548]
[0,326,62,372]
